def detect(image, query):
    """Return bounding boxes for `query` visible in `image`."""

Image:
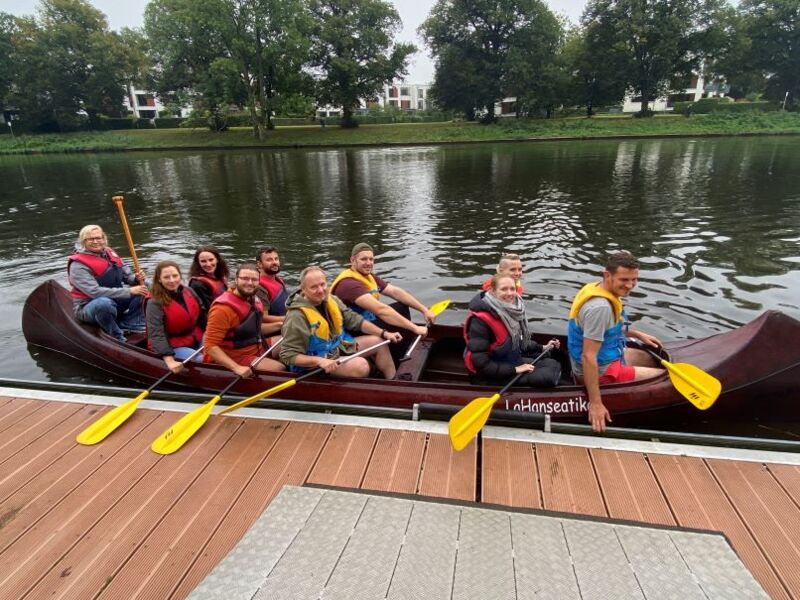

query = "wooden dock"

[1,392,799,599]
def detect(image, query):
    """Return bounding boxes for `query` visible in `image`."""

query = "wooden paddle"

[630,340,721,410]
[76,346,204,445]
[150,337,282,455]
[112,195,141,274]
[449,343,555,451]
[400,299,451,362]
[219,338,392,415]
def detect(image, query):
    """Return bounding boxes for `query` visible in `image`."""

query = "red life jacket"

[213,291,264,349]
[189,274,227,299]
[463,310,518,373]
[67,247,126,300]
[258,274,288,316]
[148,286,203,350]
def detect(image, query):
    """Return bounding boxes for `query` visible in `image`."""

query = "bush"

[98,117,154,130]
[677,97,779,116]
[154,117,184,128]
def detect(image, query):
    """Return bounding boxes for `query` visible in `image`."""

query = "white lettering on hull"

[505,396,588,414]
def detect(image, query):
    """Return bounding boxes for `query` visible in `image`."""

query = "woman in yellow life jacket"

[279,266,402,379]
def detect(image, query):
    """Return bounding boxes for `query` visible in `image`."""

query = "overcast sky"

[4,0,587,82]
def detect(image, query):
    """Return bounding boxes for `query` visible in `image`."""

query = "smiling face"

[603,266,639,298]
[235,267,260,298]
[301,268,328,305]
[351,250,374,276]
[158,265,182,292]
[498,257,522,282]
[82,227,107,253]
[491,275,518,303]
[198,251,218,276]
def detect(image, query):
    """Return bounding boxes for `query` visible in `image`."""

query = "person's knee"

[86,297,118,318]
[351,358,371,378]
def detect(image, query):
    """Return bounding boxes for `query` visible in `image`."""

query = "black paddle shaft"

[143,346,204,394]
[497,345,553,396]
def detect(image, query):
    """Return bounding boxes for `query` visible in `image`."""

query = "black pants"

[472,357,562,389]
[372,301,415,363]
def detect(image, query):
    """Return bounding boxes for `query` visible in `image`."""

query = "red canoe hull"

[21,280,800,426]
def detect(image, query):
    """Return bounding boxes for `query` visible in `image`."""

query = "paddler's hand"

[632,330,661,349]
[547,338,560,350]
[386,331,403,344]
[233,364,253,378]
[515,363,535,374]
[318,357,338,374]
[134,269,146,284]
[423,308,437,324]
[129,285,148,296]
[164,355,184,374]
[412,324,428,337]
[588,400,611,433]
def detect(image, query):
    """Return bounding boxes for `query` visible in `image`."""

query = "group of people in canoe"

[67,224,664,431]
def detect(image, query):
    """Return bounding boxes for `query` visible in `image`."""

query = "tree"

[6,0,129,131]
[562,23,628,116]
[145,0,311,137]
[307,0,415,128]
[583,0,727,116]
[0,14,16,110]
[739,0,800,108]
[420,0,562,122]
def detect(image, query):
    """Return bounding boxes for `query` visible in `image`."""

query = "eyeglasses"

[85,236,104,242]
[237,276,259,283]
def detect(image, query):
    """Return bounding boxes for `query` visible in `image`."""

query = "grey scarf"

[483,292,529,354]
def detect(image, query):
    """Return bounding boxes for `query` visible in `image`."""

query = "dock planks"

[0,395,798,599]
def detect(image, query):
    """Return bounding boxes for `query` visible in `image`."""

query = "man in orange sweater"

[203,262,284,377]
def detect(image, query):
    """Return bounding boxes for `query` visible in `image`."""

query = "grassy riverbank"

[1,112,799,155]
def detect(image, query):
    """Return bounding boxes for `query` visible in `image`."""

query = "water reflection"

[1,137,799,383]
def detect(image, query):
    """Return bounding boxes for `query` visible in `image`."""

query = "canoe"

[21,280,800,426]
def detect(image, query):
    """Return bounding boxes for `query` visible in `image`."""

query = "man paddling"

[567,251,663,432]
[255,245,289,325]
[481,253,524,295]
[204,262,284,377]
[280,266,401,379]
[331,242,436,359]
[67,225,147,342]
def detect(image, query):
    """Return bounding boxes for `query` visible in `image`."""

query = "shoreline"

[2,114,799,156]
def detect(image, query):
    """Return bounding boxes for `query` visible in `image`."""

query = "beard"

[236,286,256,299]
[266,264,280,275]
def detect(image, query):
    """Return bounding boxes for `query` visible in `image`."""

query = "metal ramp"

[189,485,767,600]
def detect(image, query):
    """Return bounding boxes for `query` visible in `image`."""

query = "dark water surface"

[2,137,799,435]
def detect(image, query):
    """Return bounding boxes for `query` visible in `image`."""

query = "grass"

[1,112,799,155]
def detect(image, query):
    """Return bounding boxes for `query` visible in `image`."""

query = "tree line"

[0,0,797,137]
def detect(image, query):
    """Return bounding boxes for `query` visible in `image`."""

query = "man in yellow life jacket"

[567,251,663,433]
[279,265,402,379]
[331,243,437,360]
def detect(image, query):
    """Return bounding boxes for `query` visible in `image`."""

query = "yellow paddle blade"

[661,359,721,410]
[76,390,150,445]
[150,395,222,455]
[219,379,298,415]
[448,393,500,451]
[429,299,451,316]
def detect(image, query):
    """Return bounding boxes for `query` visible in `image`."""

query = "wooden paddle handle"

[112,195,141,274]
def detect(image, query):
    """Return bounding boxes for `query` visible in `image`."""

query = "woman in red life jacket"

[188,245,230,327]
[464,274,562,388]
[146,261,204,373]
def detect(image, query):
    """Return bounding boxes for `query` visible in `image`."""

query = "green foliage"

[676,98,779,115]
[5,0,131,132]
[153,117,185,128]
[583,0,728,116]
[145,0,312,137]
[0,13,16,109]
[307,0,415,128]
[421,0,563,121]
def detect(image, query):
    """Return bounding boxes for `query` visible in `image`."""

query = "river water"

[2,137,799,435]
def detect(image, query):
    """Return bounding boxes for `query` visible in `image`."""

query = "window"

[400,87,410,96]
[501,101,516,114]
[139,110,156,119]
[136,94,156,107]
[389,87,398,98]
[401,100,411,109]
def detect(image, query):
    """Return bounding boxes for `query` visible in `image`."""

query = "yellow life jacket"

[330,268,381,321]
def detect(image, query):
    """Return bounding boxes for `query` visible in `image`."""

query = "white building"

[380,82,431,111]
[622,72,727,113]
[122,85,192,119]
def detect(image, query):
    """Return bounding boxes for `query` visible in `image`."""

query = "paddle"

[219,338,392,415]
[629,339,721,410]
[150,337,282,455]
[76,346,204,445]
[112,195,141,274]
[449,343,555,452]
[399,299,451,362]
